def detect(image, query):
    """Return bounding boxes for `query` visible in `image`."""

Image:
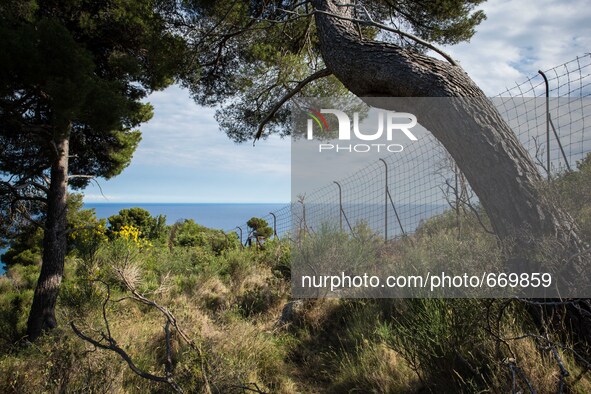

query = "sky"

[82,0,591,204]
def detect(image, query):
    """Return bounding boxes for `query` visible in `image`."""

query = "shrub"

[108,207,167,242]
[237,274,284,317]
[1,227,43,267]
[381,299,495,391]
[170,219,238,254]
[0,287,33,347]
[553,152,591,240]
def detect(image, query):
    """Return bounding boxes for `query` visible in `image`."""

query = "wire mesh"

[228,53,591,241]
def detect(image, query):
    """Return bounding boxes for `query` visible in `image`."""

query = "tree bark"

[312,0,580,254]
[26,136,69,341]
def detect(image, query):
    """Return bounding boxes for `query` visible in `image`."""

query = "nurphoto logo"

[305,108,418,153]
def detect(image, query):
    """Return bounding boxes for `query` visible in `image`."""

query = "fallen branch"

[70,280,184,393]
[71,321,183,393]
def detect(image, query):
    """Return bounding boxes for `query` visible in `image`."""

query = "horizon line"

[82,201,290,205]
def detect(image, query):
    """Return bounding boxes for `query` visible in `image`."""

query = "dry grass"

[331,342,421,393]
[3,178,591,393]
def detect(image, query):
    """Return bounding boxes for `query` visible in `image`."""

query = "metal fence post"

[379,159,388,241]
[333,181,343,232]
[269,212,277,238]
[539,70,572,178]
[235,226,243,248]
[334,181,355,235]
[380,158,406,238]
[539,69,552,179]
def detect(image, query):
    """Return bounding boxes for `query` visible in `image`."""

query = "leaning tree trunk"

[311,0,590,343]
[26,137,69,341]
[312,0,577,247]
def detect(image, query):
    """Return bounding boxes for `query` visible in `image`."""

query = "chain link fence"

[228,53,591,243]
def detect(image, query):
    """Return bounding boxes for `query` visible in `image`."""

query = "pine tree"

[0,0,187,340]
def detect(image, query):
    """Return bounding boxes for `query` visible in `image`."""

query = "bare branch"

[164,320,174,377]
[71,280,187,393]
[71,321,184,393]
[230,382,268,393]
[253,68,332,142]
[10,201,47,231]
[114,267,213,394]
[460,198,495,235]
[68,174,95,180]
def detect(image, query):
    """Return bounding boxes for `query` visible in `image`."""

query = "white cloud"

[442,0,591,95]
[134,86,290,176]
[82,194,119,202]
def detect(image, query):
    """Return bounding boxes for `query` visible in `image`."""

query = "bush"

[1,227,43,267]
[553,152,591,240]
[170,219,239,254]
[2,175,591,393]
[383,299,493,391]
[330,342,419,393]
[0,287,33,347]
[237,274,284,317]
[108,207,167,242]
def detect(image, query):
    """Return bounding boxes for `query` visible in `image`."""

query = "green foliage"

[3,157,591,392]
[260,238,291,280]
[384,298,491,390]
[379,0,487,45]
[292,223,382,290]
[170,219,239,254]
[330,340,418,393]
[0,3,168,183]
[0,284,33,346]
[108,208,167,242]
[0,327,120,393]
[2,214,591,392]
[1,194,109,267]
[179,0,487,142]
[237,274,284,317]
[0,262,39,345]
[1,226,43,267]
[553,153,591,240]
[67,194,108,261]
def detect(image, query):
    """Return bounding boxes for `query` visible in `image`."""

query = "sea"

[85,202,287,231]
[0,203,286,275]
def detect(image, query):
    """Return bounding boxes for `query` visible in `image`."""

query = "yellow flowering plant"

[115,225,152,249]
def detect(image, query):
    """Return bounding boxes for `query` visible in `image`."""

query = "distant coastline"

[2,202,446,276]
[1,202,287,276]
[83,202,288,231]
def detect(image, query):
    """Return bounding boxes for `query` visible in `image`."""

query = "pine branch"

[253,68,332,142]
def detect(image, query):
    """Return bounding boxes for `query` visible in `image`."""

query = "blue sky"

[82,0,591,204]
[83,89,290,203]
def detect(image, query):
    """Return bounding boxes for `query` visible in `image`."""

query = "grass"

[1,237,590,393]
[1,156,591,393]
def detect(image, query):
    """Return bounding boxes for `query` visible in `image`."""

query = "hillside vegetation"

[0,155,590,393]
